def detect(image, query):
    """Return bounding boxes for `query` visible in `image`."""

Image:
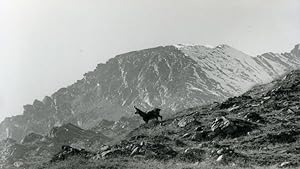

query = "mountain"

[1,44,300,142]
[0,123,110,169]
[45,69,300,169]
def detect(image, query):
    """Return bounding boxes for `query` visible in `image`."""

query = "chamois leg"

[159,115,162,120]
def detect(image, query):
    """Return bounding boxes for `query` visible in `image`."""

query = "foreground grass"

[36,156,283,169]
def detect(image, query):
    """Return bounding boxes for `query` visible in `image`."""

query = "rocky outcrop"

[95,139,178,161]
[51,145,95,162]
[48,123,111,150]
[211,116,257,138]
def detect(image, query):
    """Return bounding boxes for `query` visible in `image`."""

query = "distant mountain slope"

[0,44,299,142]
[254,44,300,77]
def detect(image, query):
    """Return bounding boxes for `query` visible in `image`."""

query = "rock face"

[1,44,300,142]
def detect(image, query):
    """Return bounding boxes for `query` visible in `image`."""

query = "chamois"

[134,106,162,123]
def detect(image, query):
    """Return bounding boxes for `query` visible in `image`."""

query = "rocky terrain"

[33,69,300,169]
[1,44,300,143]
[0,123,111,169]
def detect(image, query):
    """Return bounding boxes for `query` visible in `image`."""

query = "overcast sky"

[0,0,299,121]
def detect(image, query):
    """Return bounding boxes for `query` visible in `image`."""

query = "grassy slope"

[37,156,282,169]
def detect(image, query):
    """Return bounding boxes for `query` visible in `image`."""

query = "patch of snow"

[153,64,159,75]
[186,83,203,92]
[121,100,127,106]
[119,66,128,87]
[174,43,214,50]
[175,43,280,96]
[6,128,9,138]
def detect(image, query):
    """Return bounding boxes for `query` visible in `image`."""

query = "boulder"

[100,145,110,151]
[178,116,200,128]
[279,161,297,168]
[244,112,265,123]
[211,147,241,164]
[130,147,140,156]
[211,116,257,138]
[216,154,224,163]
[13,161,24,168]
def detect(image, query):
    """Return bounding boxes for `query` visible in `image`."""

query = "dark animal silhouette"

[134,106,162,123]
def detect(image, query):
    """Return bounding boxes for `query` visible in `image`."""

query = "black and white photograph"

[0,0,300,168]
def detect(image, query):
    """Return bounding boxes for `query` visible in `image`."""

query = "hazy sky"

[0,0,299,121]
